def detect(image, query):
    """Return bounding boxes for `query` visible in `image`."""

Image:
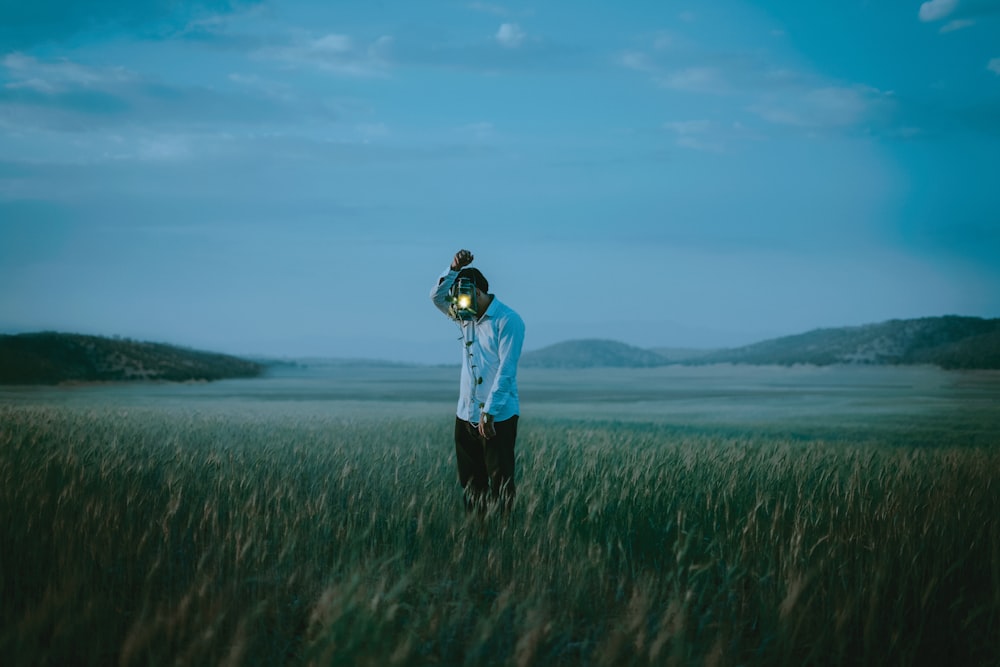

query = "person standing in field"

[431,249,525,513]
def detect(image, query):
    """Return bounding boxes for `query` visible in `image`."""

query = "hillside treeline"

[695,316,1000,369]
[520,339,668,368]
[522,317,1000,370]
[0,332,262,385]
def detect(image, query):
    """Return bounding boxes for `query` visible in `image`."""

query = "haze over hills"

[520,339,671,369]
[523,316,1000,370]
[2,316,999,384]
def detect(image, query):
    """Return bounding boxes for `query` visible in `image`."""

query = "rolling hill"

[0,332,263,385]
[519,339,670,368]
[691,316,1000,369]
[4,316,997,381]
[521,317,1000,370]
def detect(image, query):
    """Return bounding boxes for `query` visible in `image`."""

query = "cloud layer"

[1,0,998,359]
[0,0,262,48]
[496,23,526,48]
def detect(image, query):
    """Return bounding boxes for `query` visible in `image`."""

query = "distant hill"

[649,347,718,363]
[687,316,1000,369]
[519,317,1000,370]
[520,339,669,368]
[0,332,263,385]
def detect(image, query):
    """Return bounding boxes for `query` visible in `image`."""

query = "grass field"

[1,365,999,665]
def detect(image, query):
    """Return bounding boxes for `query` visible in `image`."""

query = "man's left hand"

[478,413,496,439]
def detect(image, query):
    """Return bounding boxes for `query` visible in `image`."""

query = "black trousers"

[454,415,518,512]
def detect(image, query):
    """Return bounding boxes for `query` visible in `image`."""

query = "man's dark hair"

[457,267,489,293]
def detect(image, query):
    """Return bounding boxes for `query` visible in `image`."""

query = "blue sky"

[1,0,998,363]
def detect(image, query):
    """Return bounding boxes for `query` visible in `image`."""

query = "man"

[430,248,525,513]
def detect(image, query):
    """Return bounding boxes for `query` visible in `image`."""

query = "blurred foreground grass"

[1,405,998,666]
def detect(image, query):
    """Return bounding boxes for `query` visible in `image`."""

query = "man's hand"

[451,249,474,271]
[478,413,496,439]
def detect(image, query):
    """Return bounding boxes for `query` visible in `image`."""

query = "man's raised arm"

[430,249,474,317]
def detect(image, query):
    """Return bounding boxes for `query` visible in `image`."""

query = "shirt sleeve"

[430,267,458,318]
[483,310,525,416]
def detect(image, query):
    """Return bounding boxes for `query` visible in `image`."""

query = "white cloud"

[228,73,294,102]
[177,3,266,39]
[468,2,508,16]
[806,87,873,124]
[749,85,887,129]
[748,104,805,127]
[657,67,726,94]
[135,135,194,162]
[919,0,959,22]
[312,34,353,54]
[257,33,393,77]
[495,23,526,48]
[940,18,975,31]
[1,128,220,166]
[890,127,924,139]
[664,120,712,135]
[4,77,57,94]
[652,31,675,50]
[674,135,722,152]
[356,123,389,141]
[457,121,495,141]
[664,120,725,152]
[618,51,653,72]
[2,52,135,93]
[989,58,1000,75]
[618,35,896,135]
[0,53,316,139]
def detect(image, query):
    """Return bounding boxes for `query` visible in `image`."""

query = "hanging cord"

[455,319,483,423]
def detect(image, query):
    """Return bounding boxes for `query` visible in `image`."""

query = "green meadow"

[1,365,999,665]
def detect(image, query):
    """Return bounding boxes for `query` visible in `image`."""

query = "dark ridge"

[0,332,263,385]
[520,317,1000,370]
[520,339,669,368]
[689,316,1000,369]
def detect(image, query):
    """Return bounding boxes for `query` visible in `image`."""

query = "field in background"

[4,362,998,429]
[2,365,999,665]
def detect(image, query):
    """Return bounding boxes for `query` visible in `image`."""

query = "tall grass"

[1,405,998,665]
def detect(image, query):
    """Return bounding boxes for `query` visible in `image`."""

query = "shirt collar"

[479,294,499,320]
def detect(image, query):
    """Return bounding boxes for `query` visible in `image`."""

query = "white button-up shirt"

[431,268,525,423]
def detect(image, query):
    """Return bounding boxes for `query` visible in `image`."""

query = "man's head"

[451,267,492,320]
[457,267,489,295]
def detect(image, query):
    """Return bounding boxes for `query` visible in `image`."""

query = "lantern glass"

[451,278,478,320]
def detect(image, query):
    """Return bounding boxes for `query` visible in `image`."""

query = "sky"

[1,0,998,363]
